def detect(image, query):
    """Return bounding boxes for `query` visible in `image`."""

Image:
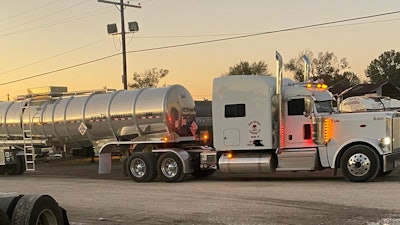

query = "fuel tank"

[0,85,196,148]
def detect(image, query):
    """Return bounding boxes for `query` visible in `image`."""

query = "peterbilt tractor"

[1,52,400,182]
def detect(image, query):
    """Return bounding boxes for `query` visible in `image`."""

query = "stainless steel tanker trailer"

[0,85,206,180]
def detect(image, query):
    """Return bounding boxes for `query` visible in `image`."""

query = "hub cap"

[160,158,178,178]
[347,153,371,177]
[130,158,146,178]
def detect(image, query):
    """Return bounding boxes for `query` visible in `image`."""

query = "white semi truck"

[1,52,400,182]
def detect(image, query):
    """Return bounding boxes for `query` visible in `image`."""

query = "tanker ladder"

[21,99,37,171]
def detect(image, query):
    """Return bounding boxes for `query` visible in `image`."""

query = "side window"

[288,99,305,116]
[225,104,245,118]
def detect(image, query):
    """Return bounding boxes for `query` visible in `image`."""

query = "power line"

[0,0,91,33]
[0,53,120,86]
[0,37,110,76]
[0,0,60,22]
[0,8,110,38]
[1,10,399,86]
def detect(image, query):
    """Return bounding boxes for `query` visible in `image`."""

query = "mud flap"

[98,152,112,174]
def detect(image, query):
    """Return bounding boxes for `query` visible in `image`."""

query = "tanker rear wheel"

[7,156,26,175]
[126,152,157,182]
[157,152,185,182]
[0,166,6,175]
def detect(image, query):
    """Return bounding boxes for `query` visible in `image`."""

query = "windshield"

[315,100,333,113]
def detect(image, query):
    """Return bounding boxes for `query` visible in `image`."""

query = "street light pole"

[98,0,141,90]
[120,0,128,90]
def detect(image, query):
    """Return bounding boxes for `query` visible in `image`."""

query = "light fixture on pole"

[98,0,142,90]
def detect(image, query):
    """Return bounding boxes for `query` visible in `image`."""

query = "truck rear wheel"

[11,194,64,225]
[157,152,185,182]
[340,145,380,182]
[125,152,157,182]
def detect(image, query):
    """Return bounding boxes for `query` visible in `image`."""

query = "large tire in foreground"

[340,145,380,182]
[157,152,185,182]
[11,194,64,225]
[0,208,10,225]
[125,152,157,182]
[0,195,22,221]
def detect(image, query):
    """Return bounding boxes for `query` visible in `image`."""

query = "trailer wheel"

[340,145,380,182]
[126,152,157,182]
[157,152,185,182]
[7,156,26,175]
[0,166,5,175]
[0,208,10,225]
[11,194,64,225]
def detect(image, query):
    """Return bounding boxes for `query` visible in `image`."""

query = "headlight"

[379,137,391,146]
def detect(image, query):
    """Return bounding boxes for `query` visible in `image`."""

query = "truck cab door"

[284,97,313,148]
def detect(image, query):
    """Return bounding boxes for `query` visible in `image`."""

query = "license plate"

[395,160,400,168]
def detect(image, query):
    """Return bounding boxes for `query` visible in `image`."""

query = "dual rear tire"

[125,152,185,182]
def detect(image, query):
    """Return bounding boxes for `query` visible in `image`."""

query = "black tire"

[340,145,380,182]
[0,195,22,221]
[0,165,6,175]
[11,194,64,225]
[157,152,185,182]
[125,152,157,182]
[0,208,10,225]
[7,156,26,175]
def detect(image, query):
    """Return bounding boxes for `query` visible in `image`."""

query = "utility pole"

[98,0,141,90]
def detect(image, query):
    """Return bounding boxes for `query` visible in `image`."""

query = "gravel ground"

[1,156,400,225]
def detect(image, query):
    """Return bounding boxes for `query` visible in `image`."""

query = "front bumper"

[383,151,400,172]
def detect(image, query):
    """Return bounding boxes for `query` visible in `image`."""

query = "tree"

[366,50,400,86]
[223,60,271,76]
[284,51,358,87]
[129,68,169,89]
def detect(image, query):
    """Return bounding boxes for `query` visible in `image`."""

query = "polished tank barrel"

[0,85,196,148]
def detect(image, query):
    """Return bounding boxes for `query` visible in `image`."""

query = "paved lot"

[1,156,400,225]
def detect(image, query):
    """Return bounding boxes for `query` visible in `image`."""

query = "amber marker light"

[227,152,233,159]
[306,83,312,88]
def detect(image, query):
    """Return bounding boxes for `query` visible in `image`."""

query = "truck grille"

[391,116,400,152]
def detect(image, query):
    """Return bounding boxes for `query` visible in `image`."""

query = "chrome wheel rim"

[160,158,178,178]
[347,153,371,177]
[130,158,146,178]
[36,209,57,225]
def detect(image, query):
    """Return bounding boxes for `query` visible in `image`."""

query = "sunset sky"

[0,0,399,101]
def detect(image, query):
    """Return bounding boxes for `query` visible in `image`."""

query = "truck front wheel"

[157,152,185,182]
[340,145,380,182]
[125,152,157,182]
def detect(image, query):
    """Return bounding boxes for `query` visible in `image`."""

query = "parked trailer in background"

[1,51,400,182]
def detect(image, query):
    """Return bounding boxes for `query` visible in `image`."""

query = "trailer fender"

[331,138,382,169]
[152,149,193,174]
